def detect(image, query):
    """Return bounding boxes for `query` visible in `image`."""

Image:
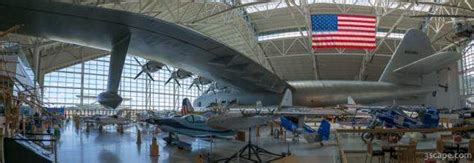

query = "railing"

[5,134,58,163]
[64,108,151,118]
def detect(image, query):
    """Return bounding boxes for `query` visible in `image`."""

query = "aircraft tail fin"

[347,96,356,105]
[280,89,293,107]
[378,29,436,86]
[181,98,194,114]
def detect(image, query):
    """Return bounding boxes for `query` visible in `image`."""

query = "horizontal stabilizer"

[393,51,461,74]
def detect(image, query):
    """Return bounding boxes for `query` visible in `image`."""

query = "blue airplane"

[361,106,439,142]
[280,116,331,144]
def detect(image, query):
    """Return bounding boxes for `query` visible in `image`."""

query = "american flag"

[311,14,377,49]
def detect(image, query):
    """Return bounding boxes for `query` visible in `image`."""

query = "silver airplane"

[82,110,132,126]
[0,0,461,109]
[146,114,235,149]
[193,29,462,109]
[147,114,235,138]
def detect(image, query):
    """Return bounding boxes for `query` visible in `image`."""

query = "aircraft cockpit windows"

[183,115,206,123]
[184,115,194,123]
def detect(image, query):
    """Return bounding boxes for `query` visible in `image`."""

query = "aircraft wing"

[228,106,347,117]
[0,0,290,94]
[276,107,347,117]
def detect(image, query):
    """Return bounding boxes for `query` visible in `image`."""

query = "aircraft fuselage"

[194,80,433,108]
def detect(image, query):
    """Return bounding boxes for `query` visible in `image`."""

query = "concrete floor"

[56,121,341,163]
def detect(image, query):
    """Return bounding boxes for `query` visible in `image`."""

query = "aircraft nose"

[149,118,167,125]
[146,118,159,124]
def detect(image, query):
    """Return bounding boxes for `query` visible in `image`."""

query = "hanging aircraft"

[0,0,462,109]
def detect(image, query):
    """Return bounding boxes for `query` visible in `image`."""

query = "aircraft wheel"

[164,137,172,145]
[361,132,374,143]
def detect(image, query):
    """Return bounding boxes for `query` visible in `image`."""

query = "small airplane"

[135,110,164,122]
[146,114,235,149]
[360,106,440,142]
[82,109,132,126]
[280,116,331,145]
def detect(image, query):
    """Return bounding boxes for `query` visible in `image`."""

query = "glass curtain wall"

[461,41,474,105]
[43,55,204,110]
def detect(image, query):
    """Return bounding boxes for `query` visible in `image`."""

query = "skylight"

[245,0,431,13]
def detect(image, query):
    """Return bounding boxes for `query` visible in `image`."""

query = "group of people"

[18,112,64,139]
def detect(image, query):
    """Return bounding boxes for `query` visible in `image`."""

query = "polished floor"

[56,120,458,163]
[56,121,341,163]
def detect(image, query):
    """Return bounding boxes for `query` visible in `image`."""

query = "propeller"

[165,72,181,87]
[133,57,156,81]
[164,69,193,87]
[189,76,212,90]
[189,80,200,90]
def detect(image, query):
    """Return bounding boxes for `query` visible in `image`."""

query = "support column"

[80,48,85,105]
[98,34,131,109]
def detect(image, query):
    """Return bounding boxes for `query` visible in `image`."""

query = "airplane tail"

[280,89,293,107]
[421,106,439,128]
[378,29,461,87]
[181,98,194,115]
[347,96,356,105]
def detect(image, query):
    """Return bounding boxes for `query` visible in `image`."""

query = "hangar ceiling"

[2,0,473,83]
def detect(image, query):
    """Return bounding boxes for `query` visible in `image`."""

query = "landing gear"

[216,128,288,162]
[164,132,175,145]
[163,132,191,150]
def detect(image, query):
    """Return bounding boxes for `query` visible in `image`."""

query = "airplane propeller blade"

[165,66,172,73]
[145,72,155,81]
[133,57,143,67]
[164,77,173,85]
[174,78,181,87]
[133,57,145,80]
[134,70,144,80]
